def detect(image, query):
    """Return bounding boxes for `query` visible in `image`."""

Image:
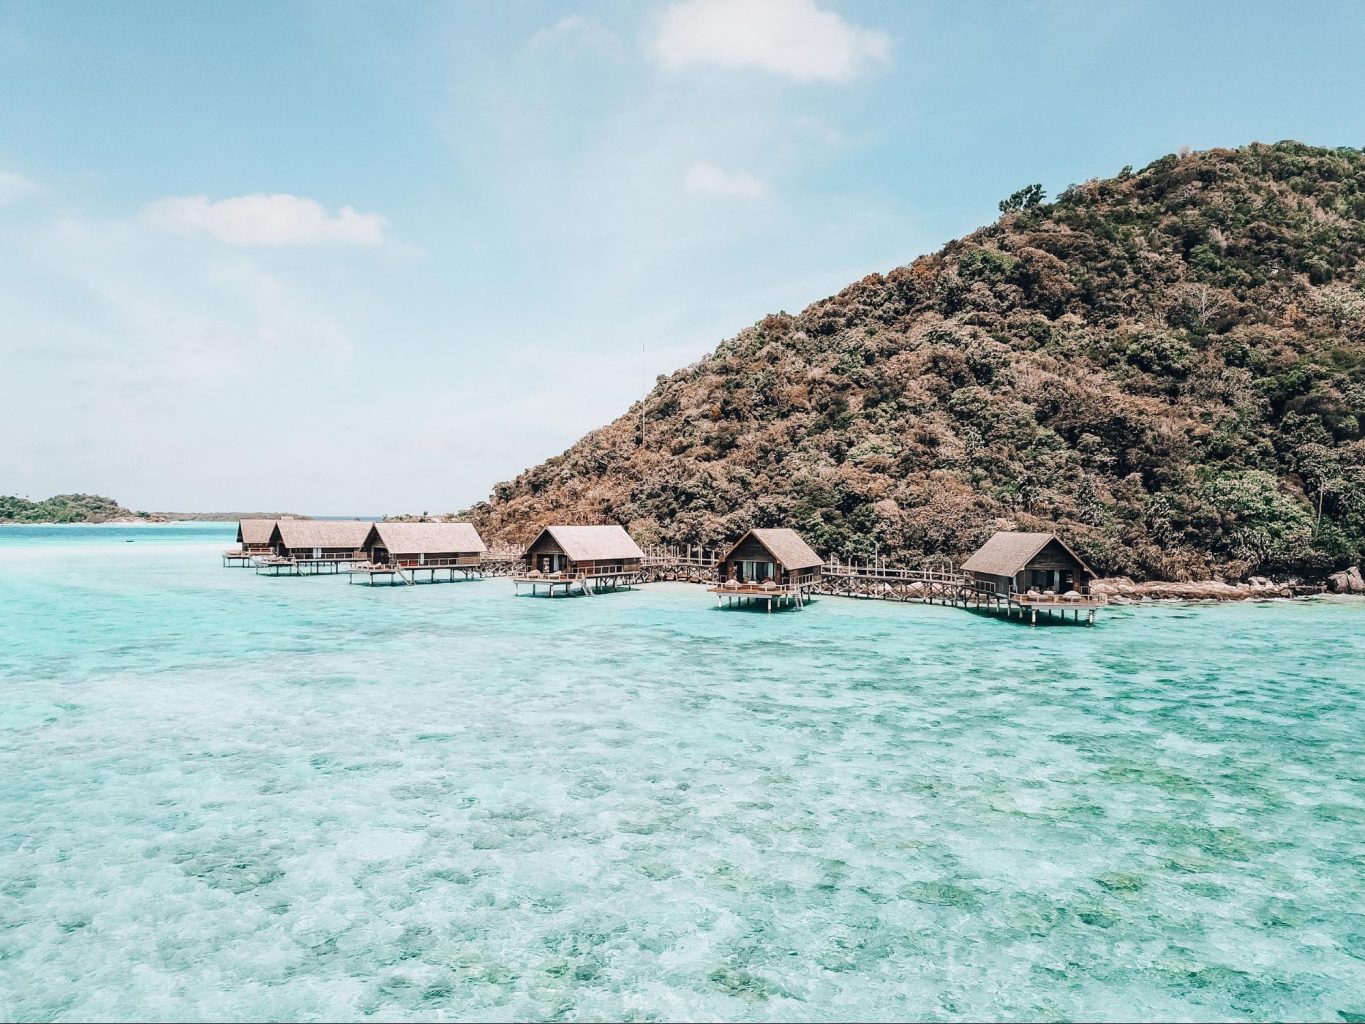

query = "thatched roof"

[724,528,823,571]
[237,519,277,545]
[366,522,486,555]
[525,525,644,562]
[272,519,372,550]
[962,531,1094,577]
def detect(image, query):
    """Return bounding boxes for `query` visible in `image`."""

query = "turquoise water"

[1,523,1362,1022]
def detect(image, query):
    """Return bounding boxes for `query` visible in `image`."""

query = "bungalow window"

[1027,568,1075,592]
[742,560,774,582]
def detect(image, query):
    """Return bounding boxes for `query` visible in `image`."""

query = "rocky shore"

[1093,570,1364,603]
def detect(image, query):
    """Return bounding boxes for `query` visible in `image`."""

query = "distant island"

[1,493,151,524]
[0,494,305,525]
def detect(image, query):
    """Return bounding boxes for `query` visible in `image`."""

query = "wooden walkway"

[639,546,723,584]
[225,542,1100,623]
[814,560,968,603]
[640,548,1099,623]
[815,559,1099,624]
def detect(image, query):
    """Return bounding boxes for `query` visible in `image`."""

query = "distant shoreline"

[142,512,311,522]
[0,514,307,525]
[0,514,387,525]
[3,520,1356,600]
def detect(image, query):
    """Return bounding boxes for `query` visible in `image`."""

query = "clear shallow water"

[1,524,1362,1022]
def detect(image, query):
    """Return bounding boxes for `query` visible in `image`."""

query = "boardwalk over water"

[640,548,1100,624]
[228,543,1100,622]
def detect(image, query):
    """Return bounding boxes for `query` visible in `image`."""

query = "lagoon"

[1,523,1362,1021]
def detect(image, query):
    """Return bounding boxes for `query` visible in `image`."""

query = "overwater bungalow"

[223,519,277,567]
[258,520,372,576]
[515,525,645,596]
[708,528,823,612]
[962,531,1094,597]
[351,522,488,585]
[962,531,1102,623]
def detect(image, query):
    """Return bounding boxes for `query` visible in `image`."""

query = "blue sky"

[2,0,1363,514]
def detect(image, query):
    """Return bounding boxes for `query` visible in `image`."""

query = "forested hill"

[0,494,148,524]
[468,142,1365,581]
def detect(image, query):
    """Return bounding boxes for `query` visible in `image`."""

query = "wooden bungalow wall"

[524,536,640,575]
[719,537,820,587]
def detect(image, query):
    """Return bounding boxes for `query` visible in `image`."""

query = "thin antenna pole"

[640,341,646,447]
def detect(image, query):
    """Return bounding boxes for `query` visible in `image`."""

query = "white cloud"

[684,161,768,199]
[529,15,622,58]
[653,0,890,83]
[0,206,377,508]
[142,193,388,247]
[0,170,38,205]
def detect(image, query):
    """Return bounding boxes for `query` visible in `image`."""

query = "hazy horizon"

[3,0,1364,514]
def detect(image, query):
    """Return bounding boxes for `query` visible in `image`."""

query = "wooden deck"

[242,550,525,584]
[706,582,808,612]
[348,564,484,586]
[254,555,361,576]
[512,571,639,597]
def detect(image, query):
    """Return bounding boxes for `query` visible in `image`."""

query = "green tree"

[998,183,1045,213]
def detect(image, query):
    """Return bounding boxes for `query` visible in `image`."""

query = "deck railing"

[1011,588,1093,603]
[261,549,365,563]
[644,545,969,586]
[389,554,483,568]
[822,559,966,585]
[518,562,642,579]
[710,581,800,596]
[642,545,723,567]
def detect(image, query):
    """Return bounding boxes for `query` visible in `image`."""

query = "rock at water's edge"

[1327,566,1365,594]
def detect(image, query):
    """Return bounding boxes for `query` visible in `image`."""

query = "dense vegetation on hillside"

[470,143,1365,580]
[0,494,147,524]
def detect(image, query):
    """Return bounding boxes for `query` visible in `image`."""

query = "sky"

[2,0,1363,515]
